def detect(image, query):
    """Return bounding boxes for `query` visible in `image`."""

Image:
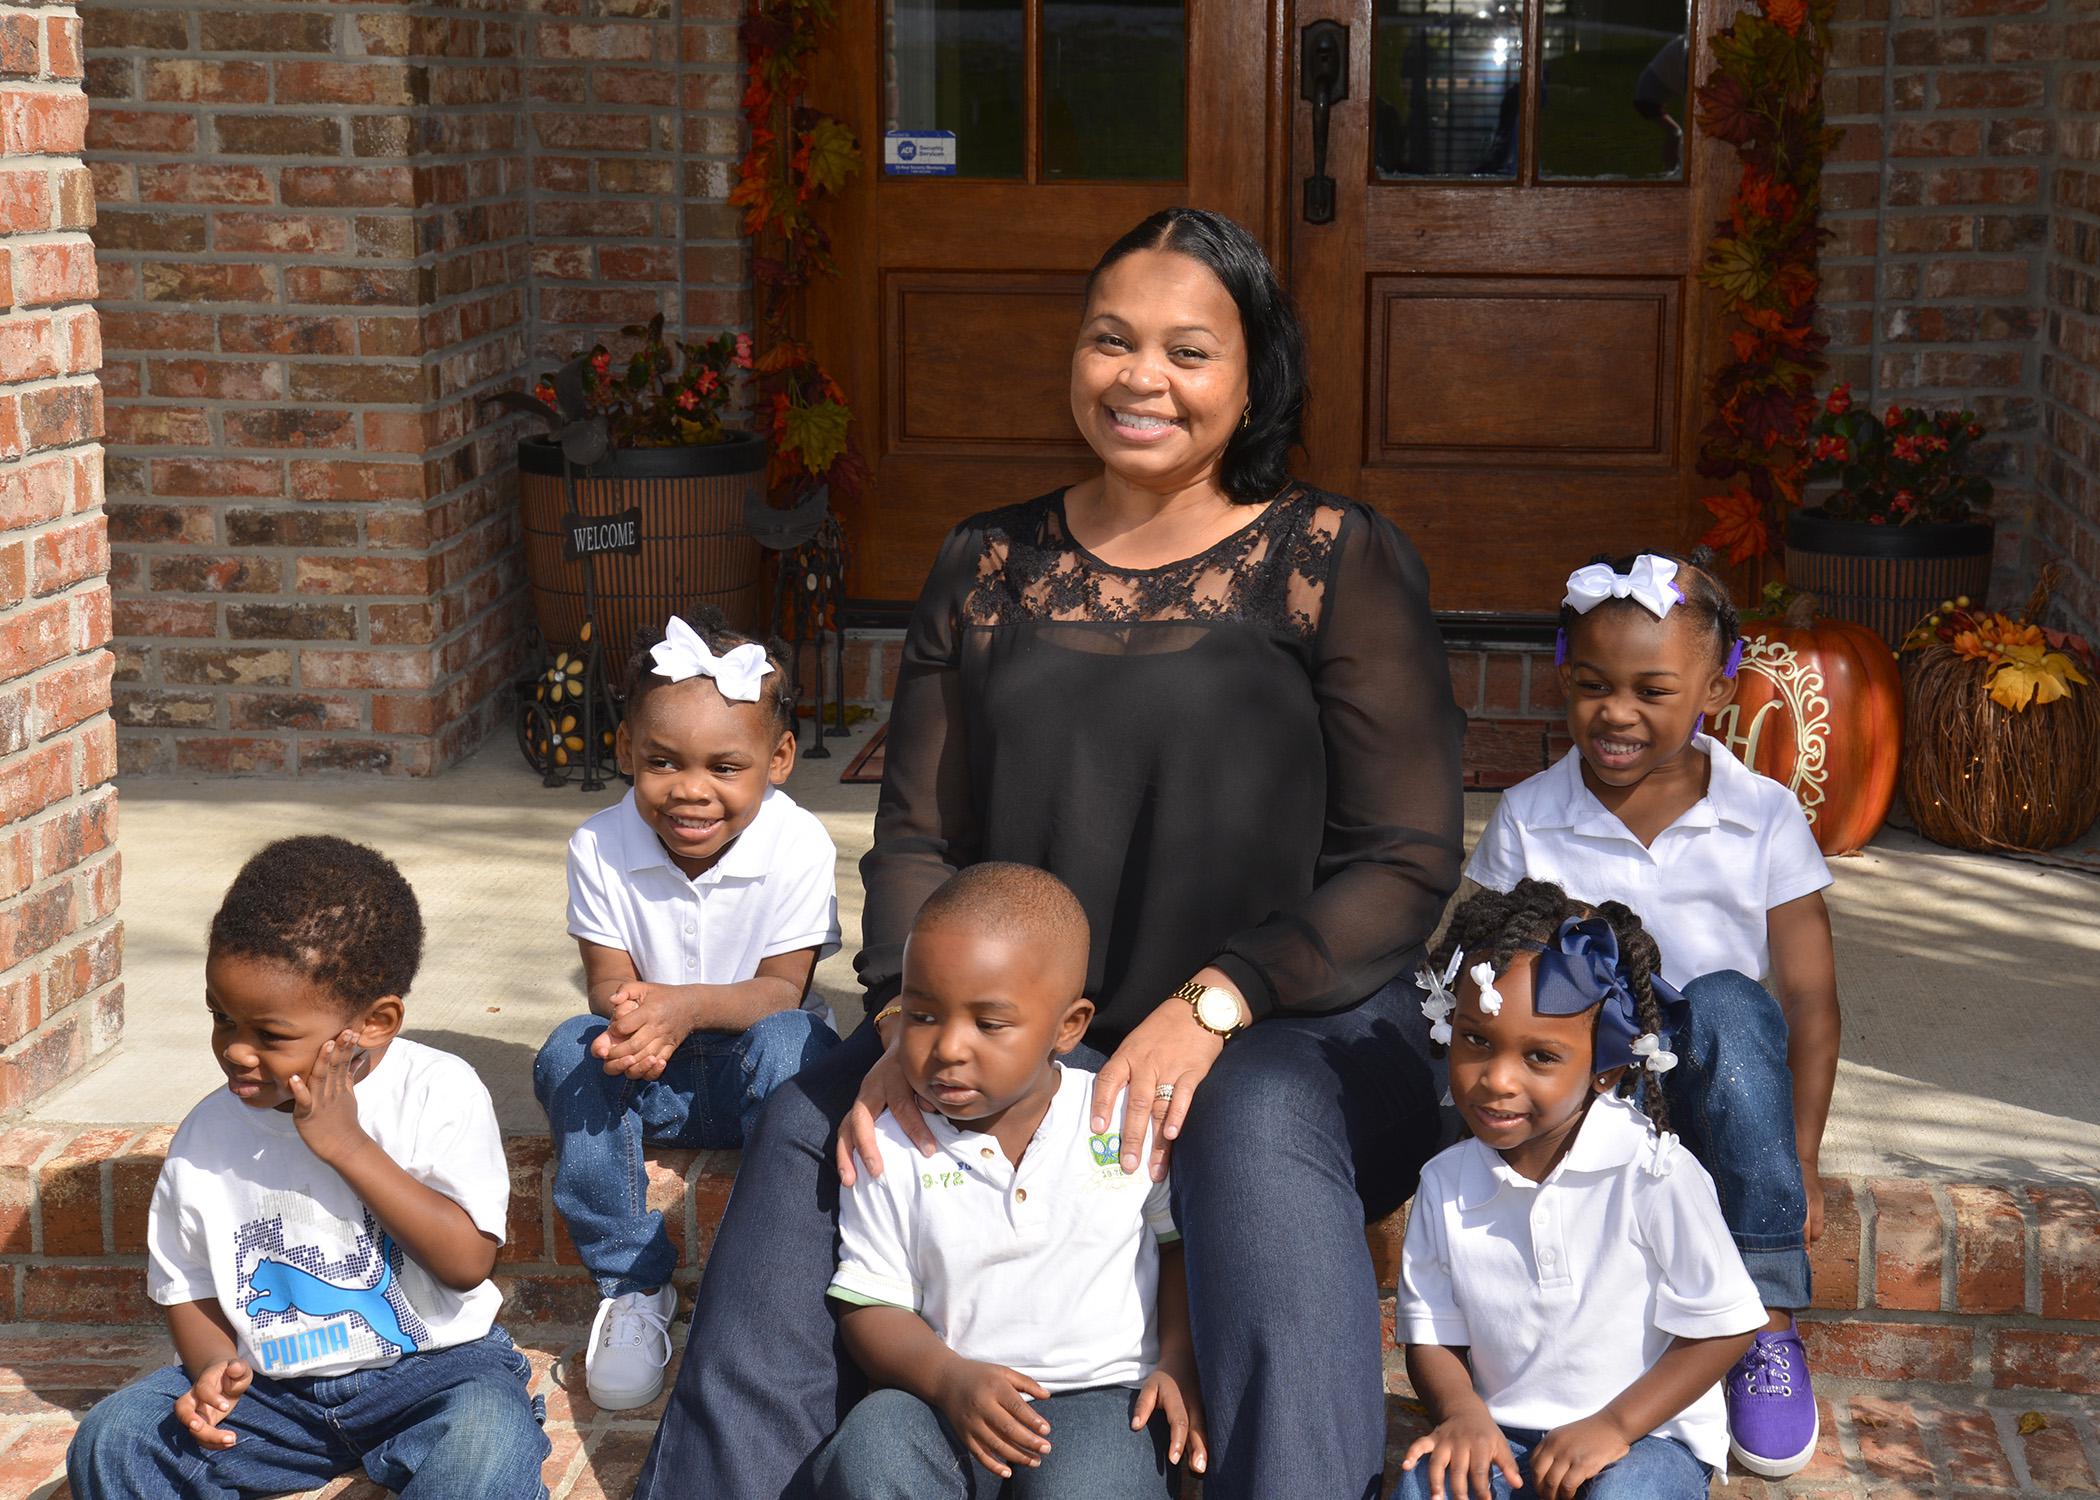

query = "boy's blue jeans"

[66,1326,548,1500]
[812,1385,1176,1500]
[1667,970,1813,1312]
[1391,1426,1709,1500]
[533,1007,838,1297]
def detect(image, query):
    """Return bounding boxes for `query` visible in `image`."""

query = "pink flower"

[1892,435,1923,463]
[696,368,719,395]
[1812,435,1849,463]
[676,388,698,412]
[734,333,754,370]
[1884,404,1905,428]
[590,350,612,375]
[1825,383,1852,416]
[1891,490,1916,514]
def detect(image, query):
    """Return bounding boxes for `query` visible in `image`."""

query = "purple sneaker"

[1727,1318,1819,1477]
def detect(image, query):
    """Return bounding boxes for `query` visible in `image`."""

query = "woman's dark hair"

[1085,207,1307,503]
[621,607,796,741]
[208,836,423,1013]
[1431,877,1671,1127]
[1558,547,1740,673]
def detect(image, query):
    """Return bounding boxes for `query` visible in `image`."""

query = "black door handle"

[1300,21,1348,225]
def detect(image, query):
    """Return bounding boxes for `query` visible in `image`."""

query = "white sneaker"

[584,1286,677,1410]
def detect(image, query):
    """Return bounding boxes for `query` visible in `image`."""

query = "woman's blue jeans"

[1667,970,1813,1311]
[811,1385,1174,1500]
[65,1327,548,1499]
[1391,1426,1710,1500]
[633,975,1447,1500]
[533,1007,838,1297]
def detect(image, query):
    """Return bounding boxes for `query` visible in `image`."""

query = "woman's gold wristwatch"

[1174,979,1247,1039]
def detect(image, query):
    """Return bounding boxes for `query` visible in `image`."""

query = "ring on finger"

[1154,1082,1175,1102]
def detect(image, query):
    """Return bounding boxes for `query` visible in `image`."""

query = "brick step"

[2,1125,2095,1495]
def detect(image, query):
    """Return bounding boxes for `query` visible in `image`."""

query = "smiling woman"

[636,210,1470,1500]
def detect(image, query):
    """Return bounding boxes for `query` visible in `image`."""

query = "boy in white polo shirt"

[813,864,1206,1500]
[532,612,841,1412]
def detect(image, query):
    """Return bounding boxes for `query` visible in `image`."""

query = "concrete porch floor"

[28,728,2100,1186]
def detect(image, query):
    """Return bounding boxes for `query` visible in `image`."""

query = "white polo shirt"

[829,1065,1180,1393]
[1399,1093,1765,1472]
[1465,736,1831,986]
[566,785,841,1013]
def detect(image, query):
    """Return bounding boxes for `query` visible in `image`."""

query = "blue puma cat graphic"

[247,1231,420,1359]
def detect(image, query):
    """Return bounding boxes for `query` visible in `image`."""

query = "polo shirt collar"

[613,784,788,884]
[1534,735,1756,842]
[1454,1093,1654,1209]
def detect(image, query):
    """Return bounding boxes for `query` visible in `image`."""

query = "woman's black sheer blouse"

[855,486,1466,1044]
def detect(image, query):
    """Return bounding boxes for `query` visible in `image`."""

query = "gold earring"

[1239,406,1251,430]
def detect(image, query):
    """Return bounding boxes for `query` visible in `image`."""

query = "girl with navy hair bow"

[1397,879,1766,1500]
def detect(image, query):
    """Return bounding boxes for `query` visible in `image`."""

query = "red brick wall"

[2036,0,2100,631]
[522,0,748,362]
[85,1,534,775]
[1819,0,2058,604]
[0,0,122,1114]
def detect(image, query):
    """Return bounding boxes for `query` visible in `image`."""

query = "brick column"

[1819,0,2055,597]
[2036,0,2099,633]
[0,0,121,1114]
[87,0,530,775]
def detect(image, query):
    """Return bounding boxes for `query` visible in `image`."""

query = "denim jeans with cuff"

[533,1006,838,1298]
[811,1384,1176,1500]
[1391,1424,1710,1500]
[66,1325,548,1500]
[1665,969,1813,1312]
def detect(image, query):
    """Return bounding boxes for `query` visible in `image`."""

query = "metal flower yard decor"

[1693,0,1840,565]
[1897,568,2100,853]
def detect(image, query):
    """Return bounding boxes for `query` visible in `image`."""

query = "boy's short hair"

[913,863,1090,958]
[208,836,423,1013]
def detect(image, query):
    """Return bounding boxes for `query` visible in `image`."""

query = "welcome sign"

[561,506,644,561]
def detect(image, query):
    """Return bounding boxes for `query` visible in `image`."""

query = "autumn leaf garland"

[1692,0,1842,563]
[735,0,869,507]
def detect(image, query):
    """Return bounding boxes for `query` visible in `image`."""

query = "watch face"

[1195,988,1240,1031]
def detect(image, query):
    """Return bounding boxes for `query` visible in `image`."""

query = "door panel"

[808,2,1280,603]
[1293,0,1730,616]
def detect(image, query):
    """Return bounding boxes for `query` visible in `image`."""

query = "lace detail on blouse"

[962,488,1344,640]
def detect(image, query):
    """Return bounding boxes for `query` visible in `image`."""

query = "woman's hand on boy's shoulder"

[173,1357,251,1451]
[932,1357,1053,1481]
[1400,1404,1522,1500]
[289,1032,373,1165]
[1529,1414,1633,1500]
[1133,1357,1209,1474]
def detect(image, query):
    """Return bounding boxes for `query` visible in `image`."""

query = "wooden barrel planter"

[1784,505,1994,650]
[518,433,766,658]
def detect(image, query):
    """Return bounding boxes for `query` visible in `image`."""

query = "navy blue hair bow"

[1530,916,1689,1075]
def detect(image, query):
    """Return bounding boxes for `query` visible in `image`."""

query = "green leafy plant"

[1805,384,1992,527]
[529,316,753,449]
[1692,0,1841,563]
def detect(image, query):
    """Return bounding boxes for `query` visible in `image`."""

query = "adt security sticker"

[884,131,957,176]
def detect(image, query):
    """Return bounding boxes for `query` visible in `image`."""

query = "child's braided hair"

[1558,545,1740,675]
[1430,878,1673,1127]
[621,606,796,741]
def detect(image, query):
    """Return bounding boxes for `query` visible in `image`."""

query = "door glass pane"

[1538,0,1688,179]
[1373,0,1525,179]
[886,0,1026,179]
[1043,1,1186,180]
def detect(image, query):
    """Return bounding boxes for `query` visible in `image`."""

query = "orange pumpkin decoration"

[1711,595,1904,857]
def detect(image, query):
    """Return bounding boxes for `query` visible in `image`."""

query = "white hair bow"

[648,616,773,702]
[1468,961,1505,1017]
[1631,1032,1678,1074]
[1416,949,1462,1047]
[1563,555,1683,621]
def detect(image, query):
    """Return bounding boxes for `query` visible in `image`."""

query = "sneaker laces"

[597,1292,672,1361]
[1739,1334,1795,1398]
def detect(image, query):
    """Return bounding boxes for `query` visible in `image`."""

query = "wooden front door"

[1289,0,1730,615]
[808,1,1280,603]
[811,0,1729,612]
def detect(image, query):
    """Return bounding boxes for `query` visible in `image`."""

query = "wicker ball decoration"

[1899,643,2100,852]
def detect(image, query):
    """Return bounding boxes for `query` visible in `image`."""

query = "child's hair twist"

[621,606,796,741]
[1430,878,1672,1128]
[1558,545,1740,675]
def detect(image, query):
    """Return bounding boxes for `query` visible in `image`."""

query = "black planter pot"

[517,432,768,656]
[1784,505,1995,649]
